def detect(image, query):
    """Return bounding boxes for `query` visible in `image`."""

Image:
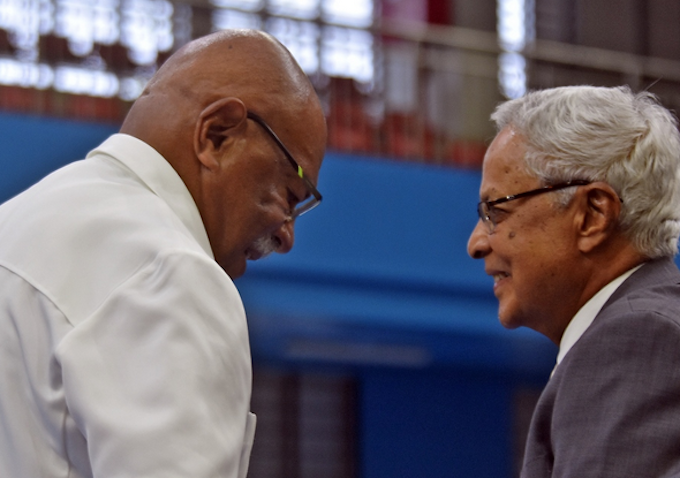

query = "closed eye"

[488,205,510,224]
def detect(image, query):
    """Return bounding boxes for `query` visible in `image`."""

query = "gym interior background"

[2,0,680,476]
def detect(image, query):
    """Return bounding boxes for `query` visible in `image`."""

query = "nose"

[273,218,295,254]
[467,220,491,259]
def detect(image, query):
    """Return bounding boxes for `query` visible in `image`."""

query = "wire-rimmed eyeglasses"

[247,111,323,219]
[477,180,592,233]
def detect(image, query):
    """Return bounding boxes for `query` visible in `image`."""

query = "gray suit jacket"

[521,258,680,478]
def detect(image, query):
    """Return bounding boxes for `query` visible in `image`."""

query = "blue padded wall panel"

[0,113,116,202]
[359,368,513,478]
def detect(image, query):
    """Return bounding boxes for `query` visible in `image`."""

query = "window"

[497,0,534,99]
[0,0,375,99]
[211,0,375,83]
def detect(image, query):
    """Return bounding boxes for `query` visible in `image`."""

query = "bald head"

[120,29,327,277]
[121,29,322,156]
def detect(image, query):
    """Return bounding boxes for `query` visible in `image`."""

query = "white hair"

[491,85,680,259]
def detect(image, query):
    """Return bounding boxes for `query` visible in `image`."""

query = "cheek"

[505,235,550,288]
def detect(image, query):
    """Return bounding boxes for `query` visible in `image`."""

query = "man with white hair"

[468,85,680,477]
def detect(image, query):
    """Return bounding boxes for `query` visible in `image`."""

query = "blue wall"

[0,113,118,201]
[0,112,557,478]
[238,151,556,377]
[360,368,513,478]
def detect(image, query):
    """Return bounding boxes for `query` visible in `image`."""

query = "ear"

[575,182,622,254]
[193,97,247,171]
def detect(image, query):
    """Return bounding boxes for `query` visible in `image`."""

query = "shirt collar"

[555,263,644,367]
[86,134,214,258]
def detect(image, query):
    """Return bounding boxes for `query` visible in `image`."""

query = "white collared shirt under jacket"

[0,134,256,478]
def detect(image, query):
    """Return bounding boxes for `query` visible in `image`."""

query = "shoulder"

[549,260,680,401]
[0,155,212,324]
[529,265,680,477]
[583,259,680,345]
[547,259,680,409]
[603,259,680,318]
[561,295,680,385]
[523,260,680,477]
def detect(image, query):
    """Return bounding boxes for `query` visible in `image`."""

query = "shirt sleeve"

[56,249,253,477]
[547,310,680,478]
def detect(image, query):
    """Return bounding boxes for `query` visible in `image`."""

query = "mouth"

[492,272,509,283]
[488,270,510,290]
[245,236,278,261]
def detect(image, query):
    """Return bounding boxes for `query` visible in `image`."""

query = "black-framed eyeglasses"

[247,111,323,219]
[477,180,591,233]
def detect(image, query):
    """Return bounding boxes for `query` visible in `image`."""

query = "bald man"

[0,30,326,477]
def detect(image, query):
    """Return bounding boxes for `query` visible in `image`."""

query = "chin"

[220,258,247,280]
[499,320,521,330]
[497,308,523,330]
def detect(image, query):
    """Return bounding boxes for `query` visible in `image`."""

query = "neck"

[545,241,646,345]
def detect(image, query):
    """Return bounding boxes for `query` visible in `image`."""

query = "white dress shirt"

[0,134,255,477]
[554,264,644,373]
